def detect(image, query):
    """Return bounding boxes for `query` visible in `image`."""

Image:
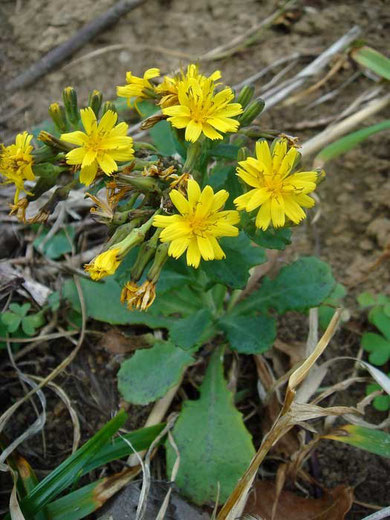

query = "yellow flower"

[0,132,35,204]
[153,179,240,268]
[156,64,221,109]
[121,280,156,311]
[162,77,243,142]
[84,247,121,280]
[117,68,160,107]
[61,108,134,186]
[234,139,318,230]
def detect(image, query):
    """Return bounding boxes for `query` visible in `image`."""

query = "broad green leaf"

[19,410,127,517]
[166,348,255,504]
[361,332,390,365]
[153,284,205,317]
[324,424,390,458]
[219,314,276,354]
[245,222,292,250]
[235,257,335,315]
[369,307,390,340]
[10,303,31,317]
[63,278,169,328]
[318,283,347,330]
[169,309,214,350]
[1,311,22,333]
[202,232,266,290]
[316,120,390,164]
[208,164,242,209]
[351,46,390,80]
[150,120,185,157]
[21,311,45,337]
[208,143,240,160]
[33,226,75,260]
[118,341,193,405]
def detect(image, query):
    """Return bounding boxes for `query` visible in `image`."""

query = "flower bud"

[88,89,103,117]
[102,101,118,115]
[236,85,255,108]
[237,146,250,162]
[48,103,67,132]
[238,98,265,127]
[62,86,79,125]
[38,131,73,152]
[147,242,169,284]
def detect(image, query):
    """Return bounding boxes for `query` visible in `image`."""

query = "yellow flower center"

[188,215,213,237]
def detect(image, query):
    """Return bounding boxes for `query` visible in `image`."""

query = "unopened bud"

[238,98,265,127]
[236,85,255,108]
[140,114,167,130]
[147,242,169,284]
[62,87,79,125]
[48,103,67,132]
[102,101,118,115]
[88,89,103,117]
[237,146,250,162]
[38,131,72,152]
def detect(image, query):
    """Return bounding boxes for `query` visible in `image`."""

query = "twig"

[5,0,145,91]
[362,507,390,520]
[301,94,390,159]
[261,25,362,111]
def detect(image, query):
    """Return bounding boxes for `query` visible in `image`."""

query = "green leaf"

[166,348,255,504]
[208,164,242,209]
[361,332,390,365]
[1,311,22,333]
[150,120,184,157]
[369,307,390,341]
[19,410,127,518]
[202,232,266,289]
[357,292,376,308]
[236,257,335,315]
[10,303,31,317]
[219,314,276,354]
[351,46,390,80]
[366,383,390,412]
[64,277,169,329]
[153,284,204,317]
[22,311,45,337]
[169,309,214,350]
[33,226,75,260]
[324,424,390,458]
[245,223,292,250]
[46,480,101,520]
[318,283,347,330]
[208,143,239,160]
[316,120,390,164]
[117,341,193,405]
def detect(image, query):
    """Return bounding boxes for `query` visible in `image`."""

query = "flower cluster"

[0,63,322,312]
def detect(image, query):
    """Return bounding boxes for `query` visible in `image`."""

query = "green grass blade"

[316,120,390,164]
[81,423,165,475]
[351,46,390,80]
[19,410,127,517]
[323,424,390,458]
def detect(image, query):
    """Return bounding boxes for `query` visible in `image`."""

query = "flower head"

[121,280,156,311]
[153,179,240,268]
[156,64,221,109]
[117,68,160,107]
[0,132,35,203]
[162,77,242,142]
[84,247,121,280]
[234,138,318,230]
[61,108,134,186]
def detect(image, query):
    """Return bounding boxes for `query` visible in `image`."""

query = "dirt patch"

[1,0,390,518]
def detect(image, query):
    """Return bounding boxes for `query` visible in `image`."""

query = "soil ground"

[1,0,390,518]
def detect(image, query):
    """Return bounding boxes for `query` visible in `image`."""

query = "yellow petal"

[170,189,190,215]
[202,123,222,140]
[187,179,201,206]
[234,190,254,210]
[66,147,86,165]
[197,236,214,260]
[271,196,285,228]
[98,110,118,133]
[168,238,189,258]
[61,131,87,146]
[246,188,271,212]
[186,238,201,268]
[211,189,229,211]
[80,162,98,186]
[283,196,306,224]
[144,68,160,80]
[209,236,225,260]
[82,149,97,167]
[255,140,272,174]
[185,120,202,142]
[272,139,287,174]
[255,200,271,230]
[97,153,117,174]
[80,107,97,134]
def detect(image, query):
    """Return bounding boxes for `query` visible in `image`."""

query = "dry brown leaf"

[99,329,153,354]
[244,481,353,520]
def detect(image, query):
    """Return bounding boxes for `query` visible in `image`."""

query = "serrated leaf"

[324,424,390,458]
[33,226,75,260]
[117,341,193,405]
[166,348,255,504]
[202,232,266,290]
[219,314,276,354]
[169,309,214,350]
[351,46,390,80]
[63,278,169,329]
[1,312,22,333]
[236,257,335,315]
